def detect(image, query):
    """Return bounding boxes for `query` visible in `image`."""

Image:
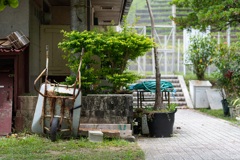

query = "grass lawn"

[0,134,144,160]
[197,108,239,124]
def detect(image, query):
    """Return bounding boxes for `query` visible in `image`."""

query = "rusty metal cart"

[31,46,83,141]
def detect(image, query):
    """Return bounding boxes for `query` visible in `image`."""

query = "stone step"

[132,90,184,95]
[132,75,192,109]
[135,79,179,84]
[133,96,186,101]
[133,102,188,108]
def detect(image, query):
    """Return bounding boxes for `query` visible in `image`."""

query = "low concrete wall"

[16,94,133,132]
[16,96,37,132]
[81,94,133,124]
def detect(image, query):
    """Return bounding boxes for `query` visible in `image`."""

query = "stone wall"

[81,94,133,124]
[15,94,133,132]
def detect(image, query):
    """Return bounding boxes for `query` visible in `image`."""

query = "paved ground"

[137,109,240,160]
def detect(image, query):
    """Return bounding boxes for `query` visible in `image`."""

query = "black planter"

[221,99,230,116]
[133,117,142,134]
[147,109,177,137]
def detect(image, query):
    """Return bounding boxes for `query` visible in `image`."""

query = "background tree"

[170,0,240,31]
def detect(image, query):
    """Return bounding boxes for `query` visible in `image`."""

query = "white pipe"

[177,39,180,72]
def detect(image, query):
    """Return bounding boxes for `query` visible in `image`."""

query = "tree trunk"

[71,0,87,31]
[146,0,163,110]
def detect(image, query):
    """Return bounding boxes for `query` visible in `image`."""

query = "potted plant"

[132,103,177,137]
[131,80,177,137]
[146,103,177,137]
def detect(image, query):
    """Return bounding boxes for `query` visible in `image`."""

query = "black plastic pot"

[133,117,142,134]
[221,99,230,116]
[147,109,177,137]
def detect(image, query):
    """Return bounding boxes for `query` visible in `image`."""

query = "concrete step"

[132,75,192,109]
[137,78,179,82]
[132,90,184,96]
[133,96,186,101]
[133,102,188,108]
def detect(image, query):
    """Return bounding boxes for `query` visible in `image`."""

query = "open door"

[0,59,14,135]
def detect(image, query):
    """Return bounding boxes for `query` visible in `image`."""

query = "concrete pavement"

[137,109,240,160]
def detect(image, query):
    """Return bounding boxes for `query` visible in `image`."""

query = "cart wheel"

[50,117,59,142]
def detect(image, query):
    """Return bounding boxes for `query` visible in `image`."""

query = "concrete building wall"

[29,1,41,94]
[51,6,71,25]
[0,1,29,37]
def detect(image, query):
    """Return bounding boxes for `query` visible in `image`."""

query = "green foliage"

[167,103,177,112]
[187,35,217,80]
[135,103,177,115]
[183,73,217,89]
[170,0,240,31]
[58,30,101,94]
[0,0,19,11]
[58,17,154,93]
[231,97,240,108]
[213,42,240,98]
[106,71,142,92]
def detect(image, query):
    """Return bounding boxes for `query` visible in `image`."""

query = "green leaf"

[9,0,18,8]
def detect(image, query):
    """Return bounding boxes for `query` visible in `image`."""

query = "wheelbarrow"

[31,46,83,141]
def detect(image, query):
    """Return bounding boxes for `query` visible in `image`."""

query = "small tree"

[187,35,217,80]
[58,18,154,93]
[146,0,163,110]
